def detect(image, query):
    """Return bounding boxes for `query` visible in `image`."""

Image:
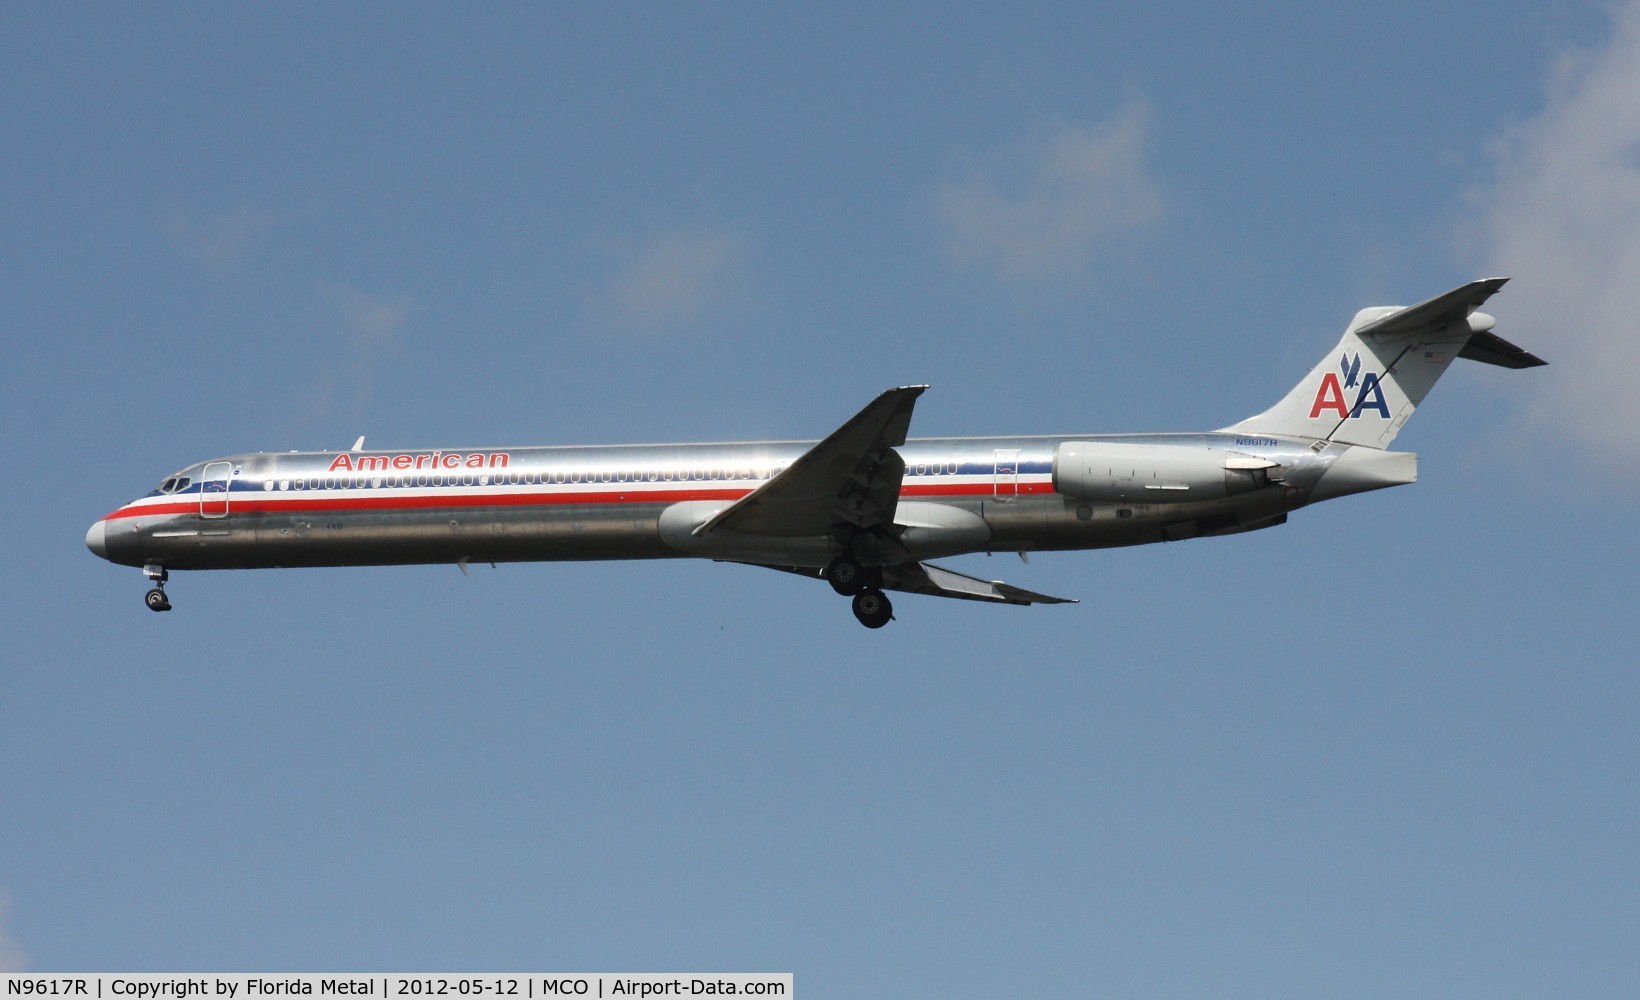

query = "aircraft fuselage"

[89,431,1329,574]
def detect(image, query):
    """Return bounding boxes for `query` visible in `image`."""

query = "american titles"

[328,452,511,473]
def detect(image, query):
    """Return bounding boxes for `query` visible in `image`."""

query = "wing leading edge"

[694,385,926,538]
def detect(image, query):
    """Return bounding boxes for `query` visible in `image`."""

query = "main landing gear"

[143,563,172,612]
[827,554,894,629]
[851,587,893,629]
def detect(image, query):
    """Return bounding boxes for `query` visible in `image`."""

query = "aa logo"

[1310,352,1390,420]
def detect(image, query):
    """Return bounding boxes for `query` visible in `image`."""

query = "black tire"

[145,588,171,612]
[826,553,867,596]
[851,587,893,629]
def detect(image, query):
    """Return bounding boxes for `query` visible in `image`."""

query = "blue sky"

[4,3,1638,994]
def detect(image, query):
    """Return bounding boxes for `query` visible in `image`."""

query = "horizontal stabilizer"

[1354,277,1509,338]
[1458,330,1548,369]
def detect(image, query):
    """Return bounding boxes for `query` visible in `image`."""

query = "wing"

[694,385,926,538]
[752,560,1077,606]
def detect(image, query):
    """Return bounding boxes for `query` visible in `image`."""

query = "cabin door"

[993,450,1020,501]
[200,462,232,518]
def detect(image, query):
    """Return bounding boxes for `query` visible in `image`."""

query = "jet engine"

[1052,441,1272,503]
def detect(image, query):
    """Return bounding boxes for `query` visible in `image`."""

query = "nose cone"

[86,519,109,559]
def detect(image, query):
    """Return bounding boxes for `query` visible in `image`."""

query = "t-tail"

[1223,277,1545,449]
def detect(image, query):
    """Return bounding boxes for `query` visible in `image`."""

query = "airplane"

[86,278,1544,628]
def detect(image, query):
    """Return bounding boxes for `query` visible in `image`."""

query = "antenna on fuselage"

[350,436,365,452]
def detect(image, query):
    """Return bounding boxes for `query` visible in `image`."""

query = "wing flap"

[746,559,1077,606]
[881,561,1078,606]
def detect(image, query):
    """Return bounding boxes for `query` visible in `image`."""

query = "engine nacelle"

[890,501,991,558]
[1052,441,1266,503]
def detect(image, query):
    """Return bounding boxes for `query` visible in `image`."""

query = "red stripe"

[101,480,1058,521]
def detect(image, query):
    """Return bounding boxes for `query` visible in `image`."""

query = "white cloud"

[321,283,417,347]
[1479,2,1640,474]
[934,102,1164,283]
[166,203,282,271]
[0,892,27,973]
[303,284,417,423]
[585,227,752,336]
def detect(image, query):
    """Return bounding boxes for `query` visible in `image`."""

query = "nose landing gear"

[143,563,172,612]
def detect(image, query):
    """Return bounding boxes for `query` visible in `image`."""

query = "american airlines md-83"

[87,279,1543,627]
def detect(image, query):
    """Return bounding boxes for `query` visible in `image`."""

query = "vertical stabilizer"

[1223,278,1515,449]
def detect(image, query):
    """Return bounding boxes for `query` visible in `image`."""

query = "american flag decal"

[1424,350,1448,363]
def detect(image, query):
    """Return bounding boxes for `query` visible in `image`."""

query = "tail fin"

[1223,278,1544,449]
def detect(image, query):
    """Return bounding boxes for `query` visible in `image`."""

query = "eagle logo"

[1340,352,1362,389]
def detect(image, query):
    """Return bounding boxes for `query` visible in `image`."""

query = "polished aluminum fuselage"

[91,431,1347,573]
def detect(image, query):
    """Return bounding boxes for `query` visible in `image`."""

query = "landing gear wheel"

[826,554,867,596]
[144,588,172,612]
[851,587,893,629]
